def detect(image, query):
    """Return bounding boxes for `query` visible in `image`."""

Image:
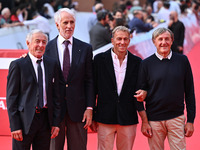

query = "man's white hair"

[54,8,76,25]
[1,7,10,16]
[26,29,48,43]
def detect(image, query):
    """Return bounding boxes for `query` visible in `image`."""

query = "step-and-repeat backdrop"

[0,12,200,135]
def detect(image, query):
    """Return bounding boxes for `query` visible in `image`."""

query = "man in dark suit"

[168,11,185,54]
[128,10,156,34]
[45,8,95,150]
[6,29,61,150]
[91,26,151,150]
[89,10,111,50]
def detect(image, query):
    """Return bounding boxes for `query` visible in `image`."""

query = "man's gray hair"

[26,29,48,42]
[112,26,130,37]
[152,27,174,41]
[1,7,10,16]
[54,8,76,25]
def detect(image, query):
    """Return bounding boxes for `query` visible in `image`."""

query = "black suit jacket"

[6,54,61,134]
[93,49,142,125]
[45,36,95,122]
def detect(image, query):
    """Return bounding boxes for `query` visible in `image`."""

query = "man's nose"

[67,23,72,28]
[121,39,126,44]
[39,42,45,47]
[161,40,167,44]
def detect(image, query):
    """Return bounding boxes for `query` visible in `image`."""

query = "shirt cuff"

[86,107,93,110]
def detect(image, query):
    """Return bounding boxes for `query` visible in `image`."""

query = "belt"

[35,107,47,113]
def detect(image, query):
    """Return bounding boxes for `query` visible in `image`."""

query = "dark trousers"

[50,112,87,150]
[12,109,51,150]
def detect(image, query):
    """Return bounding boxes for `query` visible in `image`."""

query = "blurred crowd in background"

[0,0,200,50]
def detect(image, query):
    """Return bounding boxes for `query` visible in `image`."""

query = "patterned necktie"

[36,59,43,109]
[63,40,70,81]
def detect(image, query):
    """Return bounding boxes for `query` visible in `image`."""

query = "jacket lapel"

[26,54,37,82]
[43,56,49,91]
[49,36,65,83]
[104,49,117,89]
[52,37,61,68]
[120,52,135,95]
[67,37,81,81]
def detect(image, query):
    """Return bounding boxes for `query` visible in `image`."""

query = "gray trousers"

[50,112,87,150]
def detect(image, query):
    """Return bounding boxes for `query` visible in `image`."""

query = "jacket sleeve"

[84,45,95,108]
[6,61,22,132]
[178,23,185,47]
[52,62,62,127]
[136,61,148,112]
[184,56,196,123]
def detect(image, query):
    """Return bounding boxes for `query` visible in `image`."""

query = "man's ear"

[26,40,29,47]
[56,23,60,30]
[152,39,155,45]
[111,37,114,45]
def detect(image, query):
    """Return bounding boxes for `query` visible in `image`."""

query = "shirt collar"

[58,34,73,45]
[155,51,172,60]
[111,48,128,60]
[29,52,43,63]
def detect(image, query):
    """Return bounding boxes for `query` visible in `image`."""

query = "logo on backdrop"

[0,97,7,110]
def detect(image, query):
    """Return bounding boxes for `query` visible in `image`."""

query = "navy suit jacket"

[6,54,61,134]
[93,49,142,125]
[128,17,153,33]
[45,36,95,122]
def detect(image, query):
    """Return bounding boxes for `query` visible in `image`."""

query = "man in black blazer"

[6,29,61,150]
[168,11,185,54]
[45,8,95,150]
[91,26,151,150]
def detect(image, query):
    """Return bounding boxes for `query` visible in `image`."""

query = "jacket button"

[66,84,68,87]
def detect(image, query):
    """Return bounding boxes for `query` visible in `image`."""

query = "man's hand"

[185,122,194,137]
[141,122,152,138]
[51,127,60,139]
[138,110,152,138]
[11,129,23,141]
[90,121,98,132]
[178,46,183,52]
[134,90,147,102]
[20,53,27,58]
[168,20,174,27]
[82,109,93,129]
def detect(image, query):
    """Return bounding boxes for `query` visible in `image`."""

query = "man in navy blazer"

[6,29,61,150]
[91,26,151,150]
[128,10,156,34]
[45,8,95,150]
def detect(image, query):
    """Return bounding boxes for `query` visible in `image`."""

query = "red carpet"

[1,42,200,149]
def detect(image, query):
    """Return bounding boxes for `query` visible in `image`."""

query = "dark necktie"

[63,40,70,81]
[37,59,43,109]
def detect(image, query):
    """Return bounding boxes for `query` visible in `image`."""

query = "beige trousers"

[148,115,186,150]
[97,123,137,150]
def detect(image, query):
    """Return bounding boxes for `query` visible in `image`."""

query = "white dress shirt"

[29,52,47,107]
[57,34,73,71]
[111,50,128,96]
[155,51,172,60]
